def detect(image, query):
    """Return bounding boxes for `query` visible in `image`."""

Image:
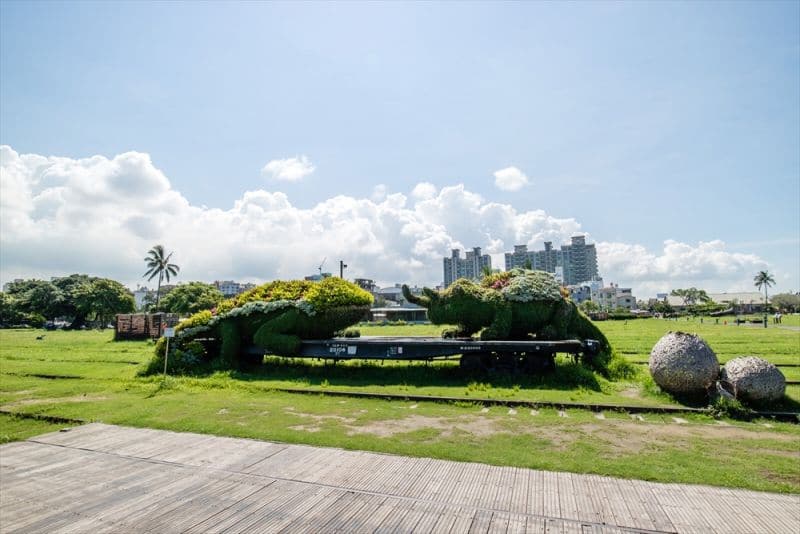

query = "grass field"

[1,321,799,493]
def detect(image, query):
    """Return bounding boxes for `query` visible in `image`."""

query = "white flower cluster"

[500,272,562,302]
[175,299,316,342]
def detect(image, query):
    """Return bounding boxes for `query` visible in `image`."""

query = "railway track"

[268,386,800,422]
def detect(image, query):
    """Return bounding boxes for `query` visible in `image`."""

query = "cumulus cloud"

[371,184,388,202]
[597,240,769,296]
[411,182,437,200]
[0,146,771,295]
[493,166,529,192]
[261,155,315,182]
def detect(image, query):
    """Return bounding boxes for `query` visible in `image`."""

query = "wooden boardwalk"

[1,423,797,533]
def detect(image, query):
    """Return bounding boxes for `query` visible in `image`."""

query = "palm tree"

[143,245,180,310]
[753,270,775,327]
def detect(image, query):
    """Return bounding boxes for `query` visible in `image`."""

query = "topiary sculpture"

[648,331,719,396]
[721,356,786,405]
[144,277,373,373]
[402,269,612,371]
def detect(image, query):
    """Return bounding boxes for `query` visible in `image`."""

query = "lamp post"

[339,260,347,279]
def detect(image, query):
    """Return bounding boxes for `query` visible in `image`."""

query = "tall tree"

[87,279,136,327]
[5,279,64,320]
[52,274,94,328]
[771,293,800,313]
[158,282,224,314]
[753,270,775,312]
[143,245,180,309]
[670,287,710,307]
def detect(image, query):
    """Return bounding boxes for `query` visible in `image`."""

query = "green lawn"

[1,326,798,493]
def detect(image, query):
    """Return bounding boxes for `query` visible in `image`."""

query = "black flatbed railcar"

[245,336,601,372]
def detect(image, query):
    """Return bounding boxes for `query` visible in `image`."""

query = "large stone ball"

[721,356,786,405]
[649,332,719,395]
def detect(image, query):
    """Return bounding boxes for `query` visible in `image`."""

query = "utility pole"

[339,260,347,279]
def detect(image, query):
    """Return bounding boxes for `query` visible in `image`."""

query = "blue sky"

[1,1,798,296]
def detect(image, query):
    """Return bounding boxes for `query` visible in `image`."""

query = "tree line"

[0,276,227,328]
[1,275,135,328]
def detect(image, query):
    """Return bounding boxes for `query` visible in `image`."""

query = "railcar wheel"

[460,352,494,371]
[523,353,556,373]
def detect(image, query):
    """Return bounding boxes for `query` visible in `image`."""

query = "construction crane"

[318,257,326,276]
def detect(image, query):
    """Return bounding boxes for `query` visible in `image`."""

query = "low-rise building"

[304,273,332,281]
[567,285,592,304]
[664,291,768,312]
[595,284,635,311]
[213,280,256,298]
[132,285,152,311]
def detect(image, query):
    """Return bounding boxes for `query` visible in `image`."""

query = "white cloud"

[493,166,529,192]
[261,155,315,182]
[0,146,773,295]
[597,240,769,296]
[371,184,388,202]
[411,182,437,200]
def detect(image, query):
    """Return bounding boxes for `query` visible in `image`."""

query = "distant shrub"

[607,312,636,321]
[340,328,361,338]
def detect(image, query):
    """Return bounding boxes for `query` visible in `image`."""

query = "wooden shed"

[114,313,180,340]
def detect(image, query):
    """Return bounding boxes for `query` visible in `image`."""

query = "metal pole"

[339,260,347,278]
[163,336,170,379]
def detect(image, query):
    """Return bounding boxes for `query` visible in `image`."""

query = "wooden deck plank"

[488,510,510,533]
[524,515,546,534]
[468,509,494,534]
[333,493,388,533]
[409,501,448,533]
[369,496,416,533]
[340,495,399,533]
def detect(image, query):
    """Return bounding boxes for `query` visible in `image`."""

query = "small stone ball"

[649,331,719,395]
[721,356,786,405]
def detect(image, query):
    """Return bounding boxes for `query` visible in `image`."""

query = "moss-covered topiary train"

[402,269,613,372]
[143,277,373,374]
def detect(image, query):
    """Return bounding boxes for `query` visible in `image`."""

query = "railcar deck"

[244,336,600,371]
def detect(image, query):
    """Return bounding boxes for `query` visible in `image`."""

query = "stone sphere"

[721,356,786,405]
[649,332,719,395]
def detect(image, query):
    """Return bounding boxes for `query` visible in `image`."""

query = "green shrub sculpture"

[402,269,613,373]
[143,277,373,374]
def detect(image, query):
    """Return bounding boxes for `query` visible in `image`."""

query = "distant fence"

[114,313,180,340]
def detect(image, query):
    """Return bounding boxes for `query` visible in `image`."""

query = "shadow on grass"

[224,356,604,393]
[642,375,800,413]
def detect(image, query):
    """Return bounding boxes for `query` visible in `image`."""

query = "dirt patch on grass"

[287,411,358,434]
[1,394,107,409]
[528,420,799,457]
[282,410,508,438]
[286,409,799,459]
[758,448,800,460]
[619,387,642,399]
[346,414,501,439]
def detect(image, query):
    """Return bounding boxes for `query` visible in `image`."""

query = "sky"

[1,1,798,298]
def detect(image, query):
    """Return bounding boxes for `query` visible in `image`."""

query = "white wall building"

[595,284,636,311]
[213,280,256,298]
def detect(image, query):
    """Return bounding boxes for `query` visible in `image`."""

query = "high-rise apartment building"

[443,247,492,287]
[504,242,560,272]
[560,236,598,286]
[503,236,599,286]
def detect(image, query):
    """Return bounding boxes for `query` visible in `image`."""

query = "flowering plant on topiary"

[498,270,562,302]
[481,271,513,290]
